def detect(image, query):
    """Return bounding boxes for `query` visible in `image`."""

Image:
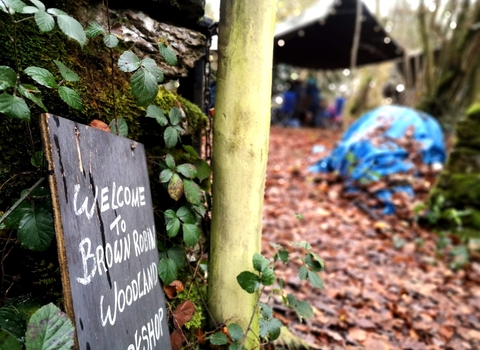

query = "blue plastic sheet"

[309,105,446,214]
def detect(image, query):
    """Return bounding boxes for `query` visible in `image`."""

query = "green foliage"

[109,118,128,137]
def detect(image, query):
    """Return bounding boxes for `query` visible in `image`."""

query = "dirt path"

[261,126,480,350]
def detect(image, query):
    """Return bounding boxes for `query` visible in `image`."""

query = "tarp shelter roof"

[274,0,405,70]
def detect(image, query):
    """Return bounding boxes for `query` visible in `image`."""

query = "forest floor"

[261,126,480,350]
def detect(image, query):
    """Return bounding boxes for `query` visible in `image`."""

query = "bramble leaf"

[0,329,21,350]
[103,33,119,48]
[166,217,180,238]
[34,10,54,32]
[253,253,270,273]
[298,265,308,280]
[141,58,164,83]
[51,11,87,46]
[58,86,82,110]
[307,270,323,289]
[236,271,260,294]
[164,126,180,148]
[109,118,128,137]
[227,323,243,342]
[194,159,211,182]
[183,179,201,205]
[176,163,197,179]
[18,84,47,111]
[159,168,173,183]
[0,66,17,90]
[168,174,184,201]
[118,51,141,73]
[158,42,178,66]
[167,246,185,267]
[146,104,167,126]
[176,206,195,224]
[260,268,275,286]
[182,223,200,247]
[295,301,314,320]
[266,318,282,340]
[53,60,79,82]
[169,107,183,125]
[158,258,178,285]
[16,205,54,251]
[209,332,228,346]
[259,303,273,319]
[0,93,30,120]
[24,66,57,88]
[165,154,175,170]
[130,68,158,107]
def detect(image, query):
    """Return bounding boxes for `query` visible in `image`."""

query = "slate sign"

[40,114,172,350]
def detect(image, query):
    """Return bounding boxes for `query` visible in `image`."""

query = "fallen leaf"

[89,119,110,132]
[170,329,184,350]
[172,300,195,328]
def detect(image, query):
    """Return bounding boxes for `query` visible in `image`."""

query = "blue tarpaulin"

[309,105,446,214]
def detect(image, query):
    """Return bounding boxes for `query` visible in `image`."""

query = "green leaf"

[85,22,105,38]
[31,151,43,167]
[0,329,22,350]
[34,10,54,32]
[227,323,243,342]
[182,223,200,247]
[295,301,314,320]
[30,0,45,11]
[118,51,141,73]
[183,179,201,205]
[164,126,180,148]
[18,84,47,111]
[236,271,260,294]
[1,0,26,13]
[103,33,119,48]
[109,118,128,137]
[58,86,82,110]
[166,217,180,238]
[176,163,197,179]
[131,68,158,107]
[17,206,54,251]
[253,253,270,273]
[307,270,324,289]
[183,145,199,158]
[24,66,57,88]
[209,332,228,346]
[0,93,30,120]
[169,107,183,125]
[141,58,164,83]
[176,206,196,224]
[158,42,178,66]
[53,60,79,82]
[52,12,87,46]
[165,154,175,170]
[146,104,167,126]
[22,5,38,13]
[259,319,268,338]
[260,268,275,286]
[159,168,173,183]
[0,66,17,90]
[266,318,282,340]
[228,342,244,350]
[5,201,31,230]
[290,241,311,250]
[0,300,28,342]
[25,303,75,350]
[270,242,283,250]
[168,173,184,201]
[164,209,177,220]
[278,250,289,264]
[167,246,185,268]
[191,203,206,218]
[298,265,308,280]
[157,258,178,285]
[305,253,324,272]
[286,294,297,307]
[193,159,211,182]
[259,303,273,319]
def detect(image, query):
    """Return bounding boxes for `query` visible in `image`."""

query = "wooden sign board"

[40,114,172,350]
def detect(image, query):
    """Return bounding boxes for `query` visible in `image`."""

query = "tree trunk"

[207,0,276,346]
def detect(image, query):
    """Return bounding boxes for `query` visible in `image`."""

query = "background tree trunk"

[207,0,276,346]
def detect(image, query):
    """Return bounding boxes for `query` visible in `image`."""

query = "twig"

[350,0,363,70]
[104,0,118,134]
[0,177,45,225]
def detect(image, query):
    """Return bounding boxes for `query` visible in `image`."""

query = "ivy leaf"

[17,205,54,251]
[103,33,119,48]
[141,58,164,83]
[0,93,30,120]
[34,10,54,32]
[164,126,180,148]
[0,329,22,350]
[210,332,228,346]
[25,303,74,350]
[176,206,195,224]
[295,301,314,320]
[168,173,184,201]
[236,271,260,294]
[158,42,178,66]
[24,66,57,88]
[85,21,104,38]
[159,168,173,183]
[193,159,211,182]
[260,268,275,286]
[166,217,180,238]
[227,323,244,342]
[165,154,175,170]
[146,104,167,126]
[49,10,87,46]
[109,118,128,137]
[307,270,324,289]
[253,253,270,273]
[18,84,47,112]
[183,179,201,205]
[118,51,141,73]
[0,66,17,90]
[130,68,158,107]
[266,318,282,340]
[176,163,197,179]
[157,258,178,285]
[167,246,185,267]
[53,60,79,82]
[169,107,183,125]
[298,265,308,280]
[259,303,273,319]
[182,223,200,247]
[58,86,82,110]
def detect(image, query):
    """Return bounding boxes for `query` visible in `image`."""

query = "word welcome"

[73,182,147,220]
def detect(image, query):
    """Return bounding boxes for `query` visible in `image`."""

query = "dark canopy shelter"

[274,0,404,70]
